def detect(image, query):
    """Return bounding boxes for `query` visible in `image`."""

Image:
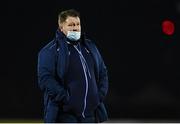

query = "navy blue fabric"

[62,44,86,116]
[57,112,95,123]
[80,43,101,115]
[37,29,108,122]
[63,43,100,117]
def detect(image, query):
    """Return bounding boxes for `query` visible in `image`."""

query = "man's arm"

[37,48,68,103]
[98,58,109,102]
[95,47,109,102]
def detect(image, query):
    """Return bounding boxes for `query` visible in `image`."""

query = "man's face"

[59,16,81,36]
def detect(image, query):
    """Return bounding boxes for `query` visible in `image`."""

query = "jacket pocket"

[62,89,70,105]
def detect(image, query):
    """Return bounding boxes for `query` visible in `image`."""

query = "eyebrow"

[68,22,80,25]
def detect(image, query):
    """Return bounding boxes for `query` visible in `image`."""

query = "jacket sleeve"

[95,46,109,102]
[37,48,68,103]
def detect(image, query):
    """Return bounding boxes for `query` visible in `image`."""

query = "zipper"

[80,57,88,118]
[73,44,91,118]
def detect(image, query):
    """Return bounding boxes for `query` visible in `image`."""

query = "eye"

[68,24,73,26]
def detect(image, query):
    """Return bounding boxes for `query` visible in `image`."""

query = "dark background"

[1,0,180,122]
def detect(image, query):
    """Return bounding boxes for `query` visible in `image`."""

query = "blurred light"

[162,20,175,36]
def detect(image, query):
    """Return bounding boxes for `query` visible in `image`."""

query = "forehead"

[65,16,80,23]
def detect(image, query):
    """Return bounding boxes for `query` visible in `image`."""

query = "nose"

[73,29,78,31]
[72,25,80,31]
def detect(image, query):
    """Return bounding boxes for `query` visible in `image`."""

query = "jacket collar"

[56,29,66,40]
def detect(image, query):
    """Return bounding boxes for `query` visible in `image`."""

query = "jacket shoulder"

[38,40,57,55]
[85,38,96,47]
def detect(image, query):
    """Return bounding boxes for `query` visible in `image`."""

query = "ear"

[58,21,63,31]
[59,26,63,31]
[58,25,63,32]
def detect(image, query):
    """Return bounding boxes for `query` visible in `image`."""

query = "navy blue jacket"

[37,30,109,122]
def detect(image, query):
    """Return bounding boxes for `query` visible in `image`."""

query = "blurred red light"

[162,20,175,36]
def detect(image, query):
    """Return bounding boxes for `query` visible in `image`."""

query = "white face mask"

[66,31,81,41]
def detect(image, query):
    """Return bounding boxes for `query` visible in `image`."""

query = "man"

[37,9,109,123]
